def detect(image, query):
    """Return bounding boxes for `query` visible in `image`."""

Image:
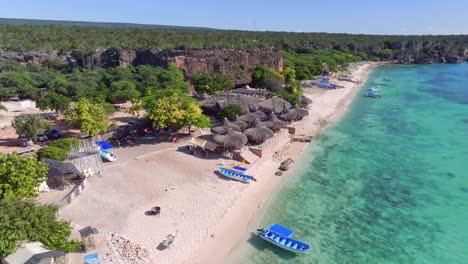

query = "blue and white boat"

[366,87,381,98]
[99,149,117,162]
[257,224,310,253]
[217,167,255,183]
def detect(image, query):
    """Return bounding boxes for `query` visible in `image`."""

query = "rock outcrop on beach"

[0,49,283,85]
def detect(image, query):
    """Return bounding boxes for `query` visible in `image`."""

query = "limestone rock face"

[0,48,283,85]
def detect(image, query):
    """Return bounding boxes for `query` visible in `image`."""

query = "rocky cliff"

[0,49,283,85]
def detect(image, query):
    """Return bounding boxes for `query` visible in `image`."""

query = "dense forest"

[1,24,468,81]
[1,24,468,54]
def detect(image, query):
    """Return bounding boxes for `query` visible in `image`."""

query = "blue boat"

[217,167,255,183]
[99,149,117,162]
[232,165,248,172]
[366,87,381,98]
[257,224,310,253]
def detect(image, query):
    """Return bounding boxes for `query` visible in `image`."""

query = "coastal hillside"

[1,23,468,64]
[1,23,468,83]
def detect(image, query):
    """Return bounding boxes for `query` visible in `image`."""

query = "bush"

[0,197,83,256]
[217,104,244,121]
[192,73,235,95]
[37,146,67,161]
[49,138,80,152]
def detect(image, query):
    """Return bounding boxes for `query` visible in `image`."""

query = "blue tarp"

[96,141,113,150]
[269,224,294,238]
[84,253,101,264]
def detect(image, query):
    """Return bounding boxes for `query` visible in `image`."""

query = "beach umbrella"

[232,115,248,130]
[279,105,298,122]
[213,128,248,149]
[259,96,292,114]
[262,112,287,131]
[244,119,274,145]
[294,105,309,120]
[211,118,241,134]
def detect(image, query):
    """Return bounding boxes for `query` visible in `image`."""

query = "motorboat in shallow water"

[257,224,310,253]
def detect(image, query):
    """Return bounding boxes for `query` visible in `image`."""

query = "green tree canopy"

[144,89,210,133]
[192,73,235,95]
[11,114,51,139]
[216,104,244,121]
[252,65,284,92]
[36,92,71,116]
[65,98,110,136]
[0,153,48,199]
[0,197,82,256]
[36,146,67,161]
[108,80,140,103]
[0,71,38,98]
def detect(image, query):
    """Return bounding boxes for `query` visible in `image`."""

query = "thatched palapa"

[262,112,287,131]
[200,92,260,114]
[279,105,298,122]
[294,105,309,120]
[211,117,241,134]
[259,96,292,114]
[213,128,248,149]
[299,95,313,107]
[232,115,248,130]
[244,119,274,145]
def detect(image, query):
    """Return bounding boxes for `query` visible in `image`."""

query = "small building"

[189,136,219,152]
[2,242,65,264]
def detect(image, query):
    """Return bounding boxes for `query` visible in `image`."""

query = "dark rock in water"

[384,194,402,205]
[447,172,456,178]
[381,174,393,180]
[275,171,283,176]
[279,158,294,171]
[460,187,468,193]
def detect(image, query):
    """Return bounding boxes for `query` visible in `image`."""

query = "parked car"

[138,124,153,135]
[35,134,48,142]
[46,129,61,139]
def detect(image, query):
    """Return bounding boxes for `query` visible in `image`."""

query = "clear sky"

[0,0,467,35]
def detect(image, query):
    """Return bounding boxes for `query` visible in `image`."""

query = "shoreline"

[56,62,381,264]
[190,62,382,263]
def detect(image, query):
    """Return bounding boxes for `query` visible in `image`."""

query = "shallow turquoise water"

[236,64,468,264]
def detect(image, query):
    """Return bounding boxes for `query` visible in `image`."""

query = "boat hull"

[218,167,253,183]
[257,224,310,253]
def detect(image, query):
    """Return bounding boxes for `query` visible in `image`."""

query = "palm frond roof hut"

[244,119,274,145]
[200,92,260,114]
[213,128,248,149]
[299,95,313,107]
[259,96,292,114]
[232,115,248,130]
[262,112,287,131]
[279,105,298,122]
[294,105,309,120]
[211,117,241,134]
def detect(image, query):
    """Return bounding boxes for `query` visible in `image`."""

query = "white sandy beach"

[57,62,379,264]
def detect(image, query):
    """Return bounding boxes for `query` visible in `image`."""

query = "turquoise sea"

[230,64,468,264]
